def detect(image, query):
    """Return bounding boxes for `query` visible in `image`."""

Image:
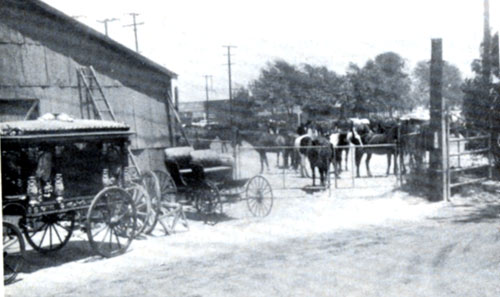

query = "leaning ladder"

[77,66,116,122]
[76,66,141,172]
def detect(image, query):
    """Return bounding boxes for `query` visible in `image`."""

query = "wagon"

[151,146,274,226]
[1,115,157,283]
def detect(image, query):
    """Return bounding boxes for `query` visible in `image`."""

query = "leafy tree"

[372,52,412,116]
[249,60,301,120]
[411,60,464,108]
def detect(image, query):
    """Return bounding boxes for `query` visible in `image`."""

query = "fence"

[399,116,493,201]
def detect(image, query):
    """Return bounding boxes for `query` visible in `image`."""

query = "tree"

[411,60,464,108]
[372,52,412,116]
[249,60,301,120]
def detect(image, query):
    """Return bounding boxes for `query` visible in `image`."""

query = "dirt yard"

[5,145,500,297]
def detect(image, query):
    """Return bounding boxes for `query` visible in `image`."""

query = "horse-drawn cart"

[152,146,274,225]
[1,116,157,284]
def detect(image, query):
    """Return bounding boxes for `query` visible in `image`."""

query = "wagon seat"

[164,147,234,187]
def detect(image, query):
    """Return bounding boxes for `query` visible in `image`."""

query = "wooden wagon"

[151,146,274,226]
[1,116,158,284]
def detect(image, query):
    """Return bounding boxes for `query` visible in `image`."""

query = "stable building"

[0,0,178,171]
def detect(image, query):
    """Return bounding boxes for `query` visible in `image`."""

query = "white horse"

[329,127,363,176]
[294,129,317,177]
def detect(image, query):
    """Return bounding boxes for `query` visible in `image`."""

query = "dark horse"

[354,123,399,177]
[304,136,333,187]
[307,136,333,187]
[235,129,287,173]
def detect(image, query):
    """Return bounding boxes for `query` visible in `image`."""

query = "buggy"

[152,146,274,225]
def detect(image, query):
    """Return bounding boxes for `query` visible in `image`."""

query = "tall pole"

[123,13,144,53]
[204,75,212,122]
[223,45,236,127]
[97,18,119,37]
[483,0,491,83]
[429,38,446,201]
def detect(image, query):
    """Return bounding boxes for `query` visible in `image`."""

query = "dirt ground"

[5,145,500,297]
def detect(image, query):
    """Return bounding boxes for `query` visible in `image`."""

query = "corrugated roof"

[21,0,177,79]
[0,118,130,136]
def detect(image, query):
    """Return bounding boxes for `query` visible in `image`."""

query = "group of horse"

[186,117,424,188]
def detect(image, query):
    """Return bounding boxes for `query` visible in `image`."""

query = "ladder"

[77,66,116,121]
[76,66,141,172]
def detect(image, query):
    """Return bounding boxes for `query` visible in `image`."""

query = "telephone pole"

[123,13,144,53]
[204,75,213,122]
[223,45,236,127]
[97,18,119,37]
[483,0,491,83]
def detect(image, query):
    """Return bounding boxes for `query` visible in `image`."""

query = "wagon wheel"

[86,187,137,258]
[246,175,273,217]
[153,170,177,203]
[154,170,184,234]
[195,181,223,224]
[126,184,152,236]
[22,211,75,253]
[140,170,161,235]
[3,222,25,285]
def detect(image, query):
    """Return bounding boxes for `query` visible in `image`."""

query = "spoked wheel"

[153,170,177,203]
[140,171,161,235]
[3,222,25,285]
[152,170,180,234]
[126,184,152,236]
[86,187,137,258]
[22,211,75,253]
[195,181,223,225]
[156,201,189,235]
[246,175,273,217]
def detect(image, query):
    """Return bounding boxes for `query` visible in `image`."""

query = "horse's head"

[348,126,364,146]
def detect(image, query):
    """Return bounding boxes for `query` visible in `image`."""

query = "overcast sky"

[42,0,499,102]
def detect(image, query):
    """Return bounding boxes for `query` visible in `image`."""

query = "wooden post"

[165,87,174,147]
[429,39,448,201]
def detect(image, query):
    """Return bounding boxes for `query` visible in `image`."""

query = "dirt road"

[6,149,500,297]
[7,178,500,297]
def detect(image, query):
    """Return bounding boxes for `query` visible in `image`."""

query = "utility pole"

[97,18,119,37]
[483,0,491,83]
[223,45,236,127]
[123,13,144,53]
[204,75,213,122]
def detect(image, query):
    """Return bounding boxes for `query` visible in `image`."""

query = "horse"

[235,129,287,173]
[276,128,298,169]
[304,136,333,187]
[398,118,428,174]
[329,125,363,176]
[293,128,318,177]
[354,123,400,177]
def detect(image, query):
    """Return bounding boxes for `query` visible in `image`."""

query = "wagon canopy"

[0,114,133,143]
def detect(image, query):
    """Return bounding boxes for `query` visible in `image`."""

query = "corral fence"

[186,137,403,194]
[399,115,493,200]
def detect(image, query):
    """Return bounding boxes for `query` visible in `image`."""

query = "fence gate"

[445,116,493,198]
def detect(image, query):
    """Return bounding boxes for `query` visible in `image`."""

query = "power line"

[97,18,119,37]
[123,13,144,53]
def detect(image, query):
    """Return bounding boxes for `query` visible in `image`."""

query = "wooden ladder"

[76,66,141,172]
[77,66,117,122]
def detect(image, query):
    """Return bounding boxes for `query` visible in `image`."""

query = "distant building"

[0,0,178,170]
[179,99,230,125]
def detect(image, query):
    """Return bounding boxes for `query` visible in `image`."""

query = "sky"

[42,0,500,102]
